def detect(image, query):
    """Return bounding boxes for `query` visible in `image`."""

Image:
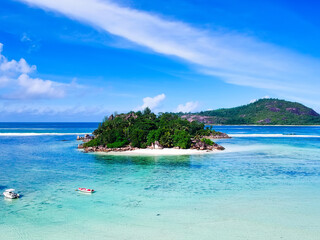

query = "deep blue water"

[212,125,320,135]
[1,123,320,240]
[0,122,98,134]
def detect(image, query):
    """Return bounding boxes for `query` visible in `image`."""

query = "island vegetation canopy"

[83,108,222,149]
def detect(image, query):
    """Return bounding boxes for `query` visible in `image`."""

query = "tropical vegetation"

[83,108,219,149]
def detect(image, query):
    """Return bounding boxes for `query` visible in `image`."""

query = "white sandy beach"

[92,148,218,156]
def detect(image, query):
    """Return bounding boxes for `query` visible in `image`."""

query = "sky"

[0,0,320,121]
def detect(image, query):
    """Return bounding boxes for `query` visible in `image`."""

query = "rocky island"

[78,108,230,155]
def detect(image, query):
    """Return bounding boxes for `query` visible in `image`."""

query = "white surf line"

[229,134,320,138]
[0,128,57,130]
[0,133,90,136]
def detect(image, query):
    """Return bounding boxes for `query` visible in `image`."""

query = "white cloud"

[0,57,36,74]
[18,0,320,100]
[0,43,67,99]
[136,93,166,111]
[0,76,10,86]
[249,95,271,104]
[0,43,36,74]
[175,101,199,113]
[0,103,112,117]
[16,74,65,99]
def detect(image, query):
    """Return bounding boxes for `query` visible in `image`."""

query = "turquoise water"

[1,124,320,240]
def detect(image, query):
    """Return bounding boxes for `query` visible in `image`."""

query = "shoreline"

[86,148,219,156]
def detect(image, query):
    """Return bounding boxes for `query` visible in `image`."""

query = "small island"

[78,108,230,155]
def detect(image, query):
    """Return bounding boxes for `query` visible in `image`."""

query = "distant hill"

[180,99,320,125]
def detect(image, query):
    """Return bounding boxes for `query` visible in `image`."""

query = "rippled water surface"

[1,124,320,240]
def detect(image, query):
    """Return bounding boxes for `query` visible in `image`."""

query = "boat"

[3,189,20,199]
[77,187,94,193]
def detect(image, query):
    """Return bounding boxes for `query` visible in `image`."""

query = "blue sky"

[0,0,320,121]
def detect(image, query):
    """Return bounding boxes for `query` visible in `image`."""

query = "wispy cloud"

[0,104,108,115]
[18,0,320,99]
[20,33,40,53]
[135,93,166,111]
[175,101,199,113]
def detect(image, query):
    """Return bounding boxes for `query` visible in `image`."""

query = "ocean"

[1,123,320,240]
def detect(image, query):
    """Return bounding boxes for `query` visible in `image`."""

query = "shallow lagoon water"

[1,124,320,240]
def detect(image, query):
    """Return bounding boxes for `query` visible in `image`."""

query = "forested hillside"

[180,99,320,125]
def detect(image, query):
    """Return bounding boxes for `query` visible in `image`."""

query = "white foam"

[0,128,56,130]
[0,133,89,136]
[229,134,320,138]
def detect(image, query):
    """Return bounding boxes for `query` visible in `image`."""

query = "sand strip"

[92,148,218,156]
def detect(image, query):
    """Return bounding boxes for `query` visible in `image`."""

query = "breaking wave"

[0,133,89,136]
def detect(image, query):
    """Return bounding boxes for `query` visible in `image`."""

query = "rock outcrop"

[190,139,225,151]
[108,115,114,121]
[77,134,95,142]
[79,145,138,153]
[150,141,163,149]
[208,132,231,139]
[257,118,271,124]
[124,112,138,120]
[181,115,215,124]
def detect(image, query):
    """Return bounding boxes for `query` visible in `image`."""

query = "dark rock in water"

[216,146,225,150]
[209,132,231,139]
[191,139,225,151]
